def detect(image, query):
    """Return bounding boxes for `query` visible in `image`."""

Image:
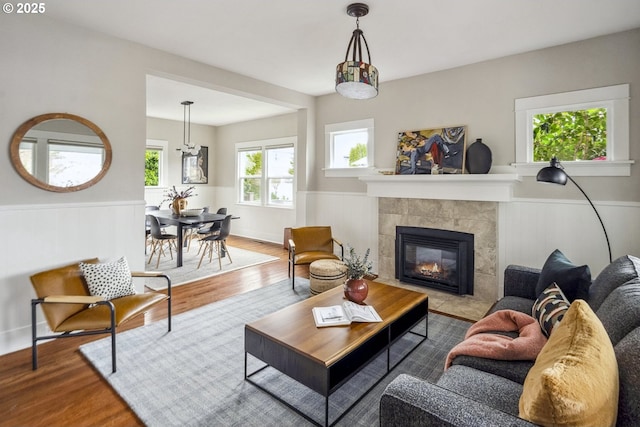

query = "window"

[237,137,295,207]
[514,84,631,176]
[324,118,374,177]
[145,139,168,187]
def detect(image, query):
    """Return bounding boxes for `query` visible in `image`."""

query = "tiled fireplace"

[378,197,498,303]
[395,226,474,295]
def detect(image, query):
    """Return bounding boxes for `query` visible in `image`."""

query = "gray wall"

[314,29,640,202]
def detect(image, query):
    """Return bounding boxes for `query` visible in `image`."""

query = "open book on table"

[312,301,382,327]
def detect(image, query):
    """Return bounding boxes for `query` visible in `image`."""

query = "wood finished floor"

[0,236,302,427]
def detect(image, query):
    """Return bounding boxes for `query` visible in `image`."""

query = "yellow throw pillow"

[519,300,619,427]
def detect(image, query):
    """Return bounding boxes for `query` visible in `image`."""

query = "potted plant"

[343,246,373,304]
[163,185,197,214]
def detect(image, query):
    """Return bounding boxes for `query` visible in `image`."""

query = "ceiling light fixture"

[178,100,201,155]
[335,3,379,100]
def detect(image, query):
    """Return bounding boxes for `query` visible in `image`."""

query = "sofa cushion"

[80,256,136,300]
[438,364,523,416]
[596,278,640,346]
[450,356,534,385]
[519,300,618,427]
[589,254,640,311]
[532,282,570,337]
[614,328,640,426]
[535,249,591,302]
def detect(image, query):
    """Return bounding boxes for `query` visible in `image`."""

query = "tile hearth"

[374,277,492,321]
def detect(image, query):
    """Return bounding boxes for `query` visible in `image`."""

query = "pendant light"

[335,3,379,100]
[178,100,201,155]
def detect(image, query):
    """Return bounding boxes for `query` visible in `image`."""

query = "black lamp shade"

[536,157,567,185]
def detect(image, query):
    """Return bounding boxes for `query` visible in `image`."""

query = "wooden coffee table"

[244,281,428,426]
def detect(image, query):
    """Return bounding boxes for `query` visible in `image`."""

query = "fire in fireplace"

[395,226,474,295]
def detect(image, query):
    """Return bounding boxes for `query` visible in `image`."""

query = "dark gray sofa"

[380,254,640,427]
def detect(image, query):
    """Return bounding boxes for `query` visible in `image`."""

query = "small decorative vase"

[171,198,188,214]
[465,138,492,174]
[344,278,368,304]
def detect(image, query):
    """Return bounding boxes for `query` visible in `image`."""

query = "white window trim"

[513,84,632,177]
[235,136,296,209]
[145,139,169,188]
[324,118,375,177]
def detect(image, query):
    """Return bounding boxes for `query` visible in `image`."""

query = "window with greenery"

[324,119,374,177]
[145,139,168,187]
[514,84,630,176]
[237,137,295,207]
[533,108,607,162]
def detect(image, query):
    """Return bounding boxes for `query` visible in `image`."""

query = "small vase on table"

[171,198,188,215]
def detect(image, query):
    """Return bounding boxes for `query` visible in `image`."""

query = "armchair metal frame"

[31,270,172,373]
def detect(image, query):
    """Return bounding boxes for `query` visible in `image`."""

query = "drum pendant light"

[335,3,379,100]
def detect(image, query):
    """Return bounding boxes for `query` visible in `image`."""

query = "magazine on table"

[312,301,382,327]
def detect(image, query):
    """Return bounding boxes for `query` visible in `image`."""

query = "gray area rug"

[145,245,278,289]
[80,278,470,426]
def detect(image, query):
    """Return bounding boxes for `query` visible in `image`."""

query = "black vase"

[466,138,492,174]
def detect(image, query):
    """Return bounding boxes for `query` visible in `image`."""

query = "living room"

[0,3,639,423]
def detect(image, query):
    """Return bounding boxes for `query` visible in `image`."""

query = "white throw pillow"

[80,256,136,300]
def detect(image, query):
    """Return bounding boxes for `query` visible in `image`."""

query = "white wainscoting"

[501,199,640,279]
[303,191,379,271]
[0,201,145,356]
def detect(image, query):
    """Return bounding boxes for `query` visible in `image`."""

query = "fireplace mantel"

[359,174,521,202]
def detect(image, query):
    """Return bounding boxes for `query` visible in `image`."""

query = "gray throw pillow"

[535,249,591,302]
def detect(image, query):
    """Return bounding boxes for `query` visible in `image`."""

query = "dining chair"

[197,214,233,269]
[147,214,178,268]
[195,207,228,254]
[184,206,210,252]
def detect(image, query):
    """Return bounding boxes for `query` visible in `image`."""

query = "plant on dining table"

[162,185,197,207]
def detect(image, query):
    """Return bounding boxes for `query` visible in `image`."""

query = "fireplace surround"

[377,197,498,303]
[396,226,474,295]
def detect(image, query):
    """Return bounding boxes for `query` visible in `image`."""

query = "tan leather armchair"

[30,258,171,373]
[288,226,343,289]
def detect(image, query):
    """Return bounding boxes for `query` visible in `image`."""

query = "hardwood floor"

[0,236,305,427]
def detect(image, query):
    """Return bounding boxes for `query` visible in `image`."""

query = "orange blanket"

[445,310,547,369]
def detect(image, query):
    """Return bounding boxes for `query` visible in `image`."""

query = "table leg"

[176,223,184,267]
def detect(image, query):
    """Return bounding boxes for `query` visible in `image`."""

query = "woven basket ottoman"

[309,259,347,295]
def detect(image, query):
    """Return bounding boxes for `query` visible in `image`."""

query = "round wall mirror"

[9,113,112,192]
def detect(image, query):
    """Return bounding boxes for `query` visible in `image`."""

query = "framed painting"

[395,126,467,175]
[182,146,208,184]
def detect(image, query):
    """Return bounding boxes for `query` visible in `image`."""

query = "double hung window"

[237,137,295,207]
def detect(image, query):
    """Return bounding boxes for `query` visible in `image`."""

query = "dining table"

[150,210,235,268]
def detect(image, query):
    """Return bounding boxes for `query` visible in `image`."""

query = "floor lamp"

[536,157,612,263]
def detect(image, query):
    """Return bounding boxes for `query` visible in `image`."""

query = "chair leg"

[31,300,38,370]
[197,241,210,269]
[291,263,295,289]
[148,240,158,264]
[221,241,232,264]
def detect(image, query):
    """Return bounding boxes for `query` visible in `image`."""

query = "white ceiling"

[45,0,640,126]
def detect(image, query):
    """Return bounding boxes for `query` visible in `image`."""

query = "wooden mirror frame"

[10,113,112,192]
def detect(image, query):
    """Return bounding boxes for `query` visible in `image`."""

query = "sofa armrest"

[503,265,541,299]
[380,374,535,427]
